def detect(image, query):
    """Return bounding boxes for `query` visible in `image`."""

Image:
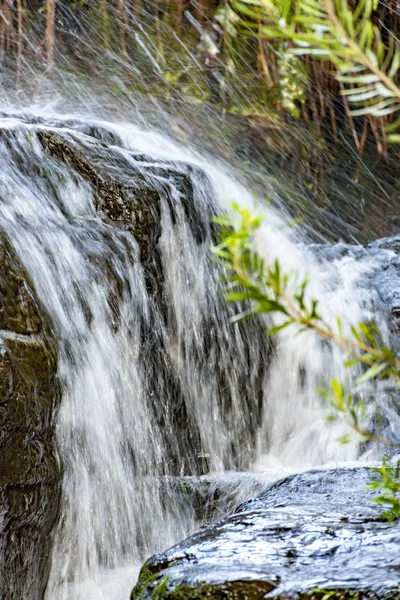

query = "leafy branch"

[368,457,400,522]
[212,203,400,519]
[230,0,400,138]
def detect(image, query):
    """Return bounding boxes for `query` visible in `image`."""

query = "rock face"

[0,113,271,596]
[368,235,400,343]
[0,238,60,600]
[308,236,400,349]
[132,467,400,600]
[28,116,269,474]
[1,113,399,599]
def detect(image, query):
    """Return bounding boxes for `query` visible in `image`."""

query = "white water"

[0,108,387,599]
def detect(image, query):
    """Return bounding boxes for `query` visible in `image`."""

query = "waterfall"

[0,108,388,599]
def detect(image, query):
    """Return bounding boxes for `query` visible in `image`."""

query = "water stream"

[0,108,388,599]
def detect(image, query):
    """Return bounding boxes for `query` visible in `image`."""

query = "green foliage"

[368,458,400,522]
[278,51,307,117]
[215,6,241,38]
[230,0,400,135]
[153,577,170,599]
[213,203,400,520]
[312,590,361,600]
[132,573,171,600]
[213,203,320,325]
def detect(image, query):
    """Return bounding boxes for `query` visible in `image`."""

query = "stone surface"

[0,114,271,598]
[307,237,400,347]
[132,467,400,600]
[31,117,270,474]
[0,238,60,600]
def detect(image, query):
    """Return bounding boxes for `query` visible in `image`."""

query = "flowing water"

[0,107,390,599]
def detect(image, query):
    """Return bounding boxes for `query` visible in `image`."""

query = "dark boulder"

[0,238,60,600]
[29,118,270,474]
[132,467,400,600]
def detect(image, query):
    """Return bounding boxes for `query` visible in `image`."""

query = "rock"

[36,129,162,263]
[304,239,400,450]
[30,118,269,474]
[307,237,400,347]
[159,472,284,523]
[132,467,400,600]
[0,238,60,600]
[0,114,270,597]
[368,235,400,343]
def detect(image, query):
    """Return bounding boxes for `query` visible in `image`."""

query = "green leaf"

[230,310,255,324]
[212,247,232,260]
[331,378,344,411]
[338,74,380,84]
[254,299,289,314]
[337,433,352,445]
[351,325,363,343]
[267,321,291,335]
[317,386,329,399]
[336,316,343,336]
[326,413,339,422]
[385,118,400,133]
[355,362,387,385]
[344,358,360,367]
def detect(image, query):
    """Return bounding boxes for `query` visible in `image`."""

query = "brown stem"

[349,420,400,449]
[45,0,56,69]
[117,0,130,65]
[16,0,23,88]
[339,80,360,151]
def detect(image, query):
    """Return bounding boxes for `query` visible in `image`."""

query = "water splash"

[112,119,387,470]
[0,108,390,599]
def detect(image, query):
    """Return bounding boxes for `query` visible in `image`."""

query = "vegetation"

[213,202,400,521]
[211,0,400,522]
[231,0,400,140]
[1,0,399,155]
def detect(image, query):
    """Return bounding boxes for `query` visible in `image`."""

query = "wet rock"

[0,115,270,594]
[31,119,269,475]
[368,236,400,342]
[31,124,218,306]
[305,236,400,451]
[307,237,400,346]
[160,472,283,523]
[0,239,60,600]
[132,467,400,600]
[37,129,162,262]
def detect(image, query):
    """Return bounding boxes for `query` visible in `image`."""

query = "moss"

[131,572,160,600]
[133,577,384,600]
[133,578,277,600]
[307,590,366,600]
[0,238,42,334]
[0,235,61,597]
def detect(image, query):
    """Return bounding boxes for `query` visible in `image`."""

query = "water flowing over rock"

[0,108,399,600]
[0,110,271,598]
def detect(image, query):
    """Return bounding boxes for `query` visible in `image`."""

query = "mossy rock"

[0,238,60,600]
[132,467,400,600]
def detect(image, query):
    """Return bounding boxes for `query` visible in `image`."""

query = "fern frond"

[232,0,400,130]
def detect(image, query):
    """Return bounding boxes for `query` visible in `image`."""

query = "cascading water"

[0,107,391,599]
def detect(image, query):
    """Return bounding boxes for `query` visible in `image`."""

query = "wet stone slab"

[132,467,400,600]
